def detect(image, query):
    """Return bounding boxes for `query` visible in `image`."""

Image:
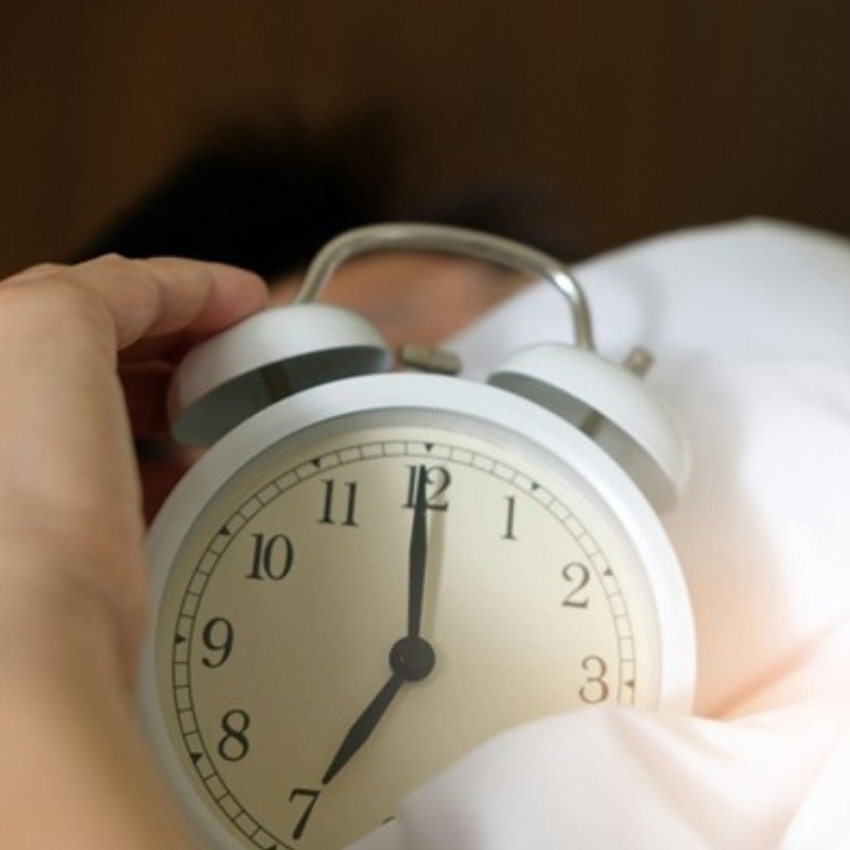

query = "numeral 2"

[561,562,590,608]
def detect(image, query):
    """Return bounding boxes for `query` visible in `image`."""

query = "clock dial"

[150,406,667,850]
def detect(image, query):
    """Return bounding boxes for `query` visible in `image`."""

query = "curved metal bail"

[294,222,596,351]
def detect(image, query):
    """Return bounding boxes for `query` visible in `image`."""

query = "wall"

[1,0,848,276]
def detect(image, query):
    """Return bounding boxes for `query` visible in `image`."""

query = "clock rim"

[138,371,696,850]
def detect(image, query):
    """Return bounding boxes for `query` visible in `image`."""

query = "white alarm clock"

[138,224,696,850]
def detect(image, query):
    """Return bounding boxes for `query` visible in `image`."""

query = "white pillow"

[347,219,850,849]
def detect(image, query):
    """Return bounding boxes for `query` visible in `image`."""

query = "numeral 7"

[288,787,321,841]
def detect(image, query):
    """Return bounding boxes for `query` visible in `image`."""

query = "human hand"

[0,254,266,685]
[0,255,265,849]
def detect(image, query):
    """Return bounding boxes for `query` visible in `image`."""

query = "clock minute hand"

[321,672,405,786]
[407,465,429,639]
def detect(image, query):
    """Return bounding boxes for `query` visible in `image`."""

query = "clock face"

[141,378,692,850]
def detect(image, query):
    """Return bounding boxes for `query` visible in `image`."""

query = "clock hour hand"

[321,672,405,785]
[321,632,437,786]
[407,465,429,639]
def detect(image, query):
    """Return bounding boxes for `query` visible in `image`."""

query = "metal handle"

[294,222,596,351]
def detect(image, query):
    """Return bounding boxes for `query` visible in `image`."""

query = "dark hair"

[74,136,386,279]
[74,118,583,276]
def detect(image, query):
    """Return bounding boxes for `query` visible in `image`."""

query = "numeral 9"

[201,617,234,668]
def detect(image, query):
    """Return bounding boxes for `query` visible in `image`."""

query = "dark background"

[2,0,849,277]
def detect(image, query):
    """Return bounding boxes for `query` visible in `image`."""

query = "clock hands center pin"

[321,465,436,786]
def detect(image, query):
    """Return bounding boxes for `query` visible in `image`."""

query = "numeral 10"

[245,532,294,580]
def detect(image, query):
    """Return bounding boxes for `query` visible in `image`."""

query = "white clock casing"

[138,370,696,850]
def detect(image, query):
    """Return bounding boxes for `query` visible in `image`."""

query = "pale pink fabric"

[347,220,850,849]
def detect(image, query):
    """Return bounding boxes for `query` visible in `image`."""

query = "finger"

[3,261,67,282]
[90,255,268,348]
[3,254,269,350]
[0,253,267,542]
[120,329,198,364]
[0,255,267,687]
[120,326,229,364]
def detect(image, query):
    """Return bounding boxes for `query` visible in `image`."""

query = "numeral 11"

[319,479,359,526]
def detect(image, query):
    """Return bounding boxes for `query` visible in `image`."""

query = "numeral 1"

[502,495,517,540]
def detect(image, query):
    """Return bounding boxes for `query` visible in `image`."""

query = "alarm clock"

[138,223,696,850]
